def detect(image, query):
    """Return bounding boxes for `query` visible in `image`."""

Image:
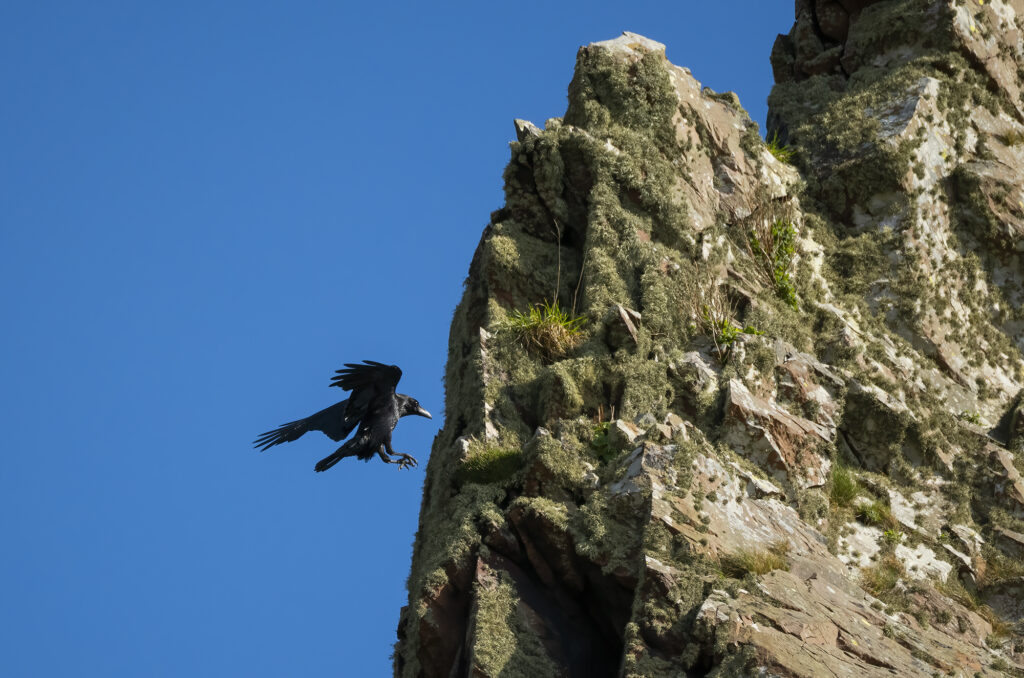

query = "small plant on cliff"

[683,268,760,363]
[719,540,790,578]
[765,131,795,164]
[505,300,586,361]
[1002,129,1024,146]
[856,499,897,529]
[504,217,588,362]
[747,217,799,310]
[859,553,905,602]
[882,528,904,545]
[589,404,618,461]
[958,410,982,425]
[828,464,859,508]
[590,421,612,461]
[709,316,763,360]
[982,547,1024,585]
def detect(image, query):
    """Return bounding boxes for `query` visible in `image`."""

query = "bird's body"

[254,361,430,472]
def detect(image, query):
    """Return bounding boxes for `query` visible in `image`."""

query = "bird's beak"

[415,407,432,419]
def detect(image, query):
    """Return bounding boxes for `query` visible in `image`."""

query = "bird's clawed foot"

[393,453,418,470]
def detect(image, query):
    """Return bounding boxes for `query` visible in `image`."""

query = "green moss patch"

[469,569,560,676]
[458,447,523,485]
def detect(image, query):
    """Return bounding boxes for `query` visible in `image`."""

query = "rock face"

[395,12,1024,677]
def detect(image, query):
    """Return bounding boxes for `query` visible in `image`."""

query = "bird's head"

[400,396,432,420]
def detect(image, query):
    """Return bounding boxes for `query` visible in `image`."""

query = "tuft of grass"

[856,499,897,529]
[958,410,982,425]
[860,553,905,597]
[882,528,905,545]
[458,447,522,485]
[1001,128,1024,146]
[984,550,1024,584]
[682,267,759,363]
[719,541,790,578]
[505,300,585,361]
[828,464,859,508]
[707,316,763,362]
[713,317,763,345]
[766,130,795,163]
[740,196,799,312]
[747,218,799,310]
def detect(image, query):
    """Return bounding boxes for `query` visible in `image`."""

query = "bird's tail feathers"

[314,438,375,471]
[253,418,309,451]
[314,449,345,472]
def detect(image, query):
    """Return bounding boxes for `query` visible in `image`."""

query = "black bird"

[253,361,431,472]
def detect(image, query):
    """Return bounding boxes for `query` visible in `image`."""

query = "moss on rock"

[397,19,1024,676]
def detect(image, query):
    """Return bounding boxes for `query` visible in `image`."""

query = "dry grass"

[982,550,1024,584]
[860,553,905,598]
[1001,128,1024,146]
[681,267,760,362]
[719,541,790,578]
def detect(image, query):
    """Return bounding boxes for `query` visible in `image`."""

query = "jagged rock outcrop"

[395,7,1024,676]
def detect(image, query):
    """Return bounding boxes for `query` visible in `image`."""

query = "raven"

[253,361,431,472]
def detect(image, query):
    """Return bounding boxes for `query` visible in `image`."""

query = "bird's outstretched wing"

[253,399,352,451]
[330,360,402,394]
[329,360,402,424]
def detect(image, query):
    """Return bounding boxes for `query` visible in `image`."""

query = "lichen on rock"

[395,16,1024,677]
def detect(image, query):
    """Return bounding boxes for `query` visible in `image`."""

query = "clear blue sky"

[0,3,790,676]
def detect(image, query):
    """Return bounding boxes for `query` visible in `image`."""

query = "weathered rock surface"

[723,378,833,488]
[395,12,1024,677]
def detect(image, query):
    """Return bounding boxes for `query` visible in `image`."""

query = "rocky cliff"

[395,3,1024,676]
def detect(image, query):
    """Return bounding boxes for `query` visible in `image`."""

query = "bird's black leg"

[385,439,418,470]
[374,444,414,470]
[375,444,395,464]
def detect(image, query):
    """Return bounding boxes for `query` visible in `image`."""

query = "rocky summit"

[395,2,1024,676]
